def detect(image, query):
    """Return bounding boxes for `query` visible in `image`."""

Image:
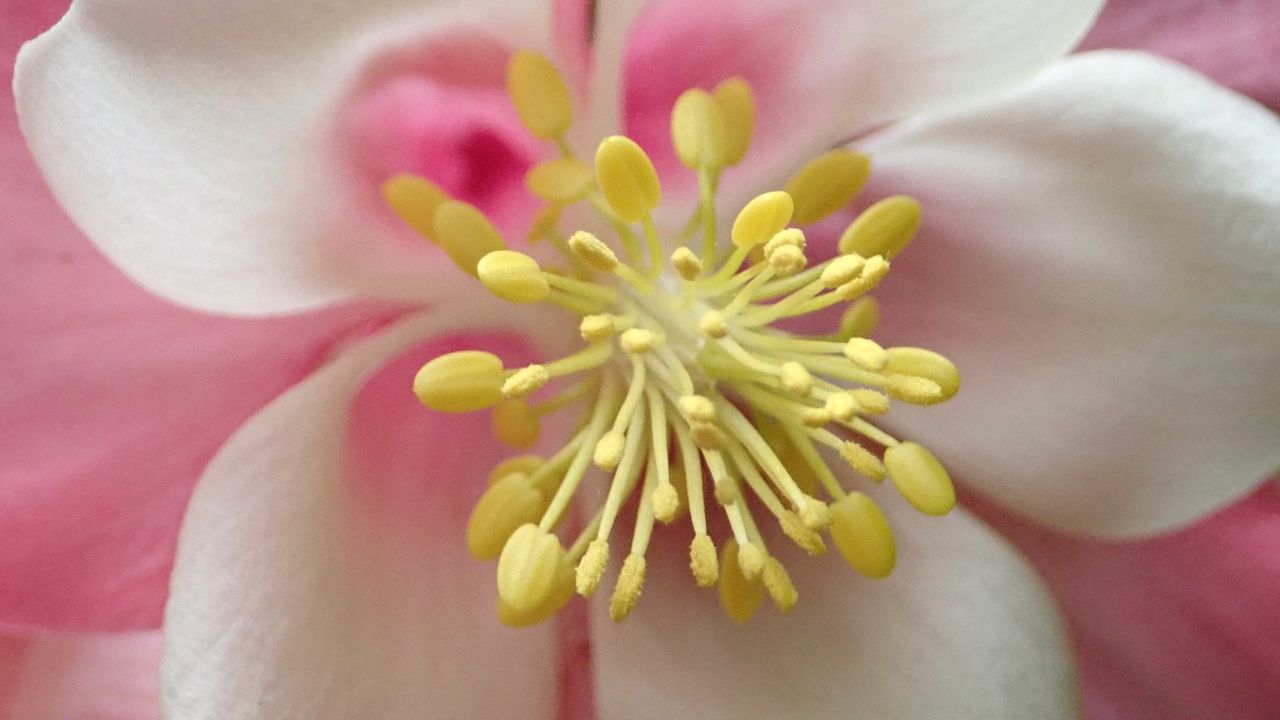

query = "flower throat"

[387,50,959,627]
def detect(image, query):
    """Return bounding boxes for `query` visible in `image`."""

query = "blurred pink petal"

[0,629,162,720]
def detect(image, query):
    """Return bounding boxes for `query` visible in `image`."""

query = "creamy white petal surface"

[14,0,550,315]
[590,481,1076,720]
[160,310,558,718]
[866,51,1280,536]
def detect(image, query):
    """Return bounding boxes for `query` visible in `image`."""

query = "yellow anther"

[609,554,647,622]
[730,191,793,248]
[528,203,561,243]
[766,243,806,276]
[837,255,890,299]
[593,431,626,471]
[838,195,922,259]
[802,408,830,427]
[568,230,619,271]
[761,556,798,612]
[677,395,716,423]
[496,523,568,611]
[575,538,610,596]
[885,442,955,516]
[525,157,595,202]
[850,388,890,415]
[671,88,728,170]
[839,441,886,481]
[488,454,544,487]
[699,310,729,339]
[784,149,872,224]
[799,497,832,529]
[652,483,680,524]
[502,364,550,398]
[477,250,551,304]
[692,421,727,450]
[885,375,945,405]
[466,472,547,559]
[712,76,755,166]
[506,50,573,139]
[619,328,657,354]
[824,392,857,422]
[719,539,764,623]
[837,296,880,340]
[670,247,702,280]
[763,227,806,255]
[779,361,813,396]
[713,479,735,506]
[492,397,540,449]
[382,173,450,241]
[780,510,827,556]
[595,135,661,222]
[843,337,889,371]
[690,534,719,586]
[498,554,574,628]
[737,541,765,580]
[830,492,896,578]
[414,351,505,413]
[820,254,866,288]
[580,314,617,342]
[432,200,507,276]
[885,347,961,402]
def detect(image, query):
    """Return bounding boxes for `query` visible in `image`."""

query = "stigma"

[388,50,959,627]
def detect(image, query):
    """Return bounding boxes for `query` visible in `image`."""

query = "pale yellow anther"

[619,328,657,354]
[713,479,735,506]
[491,397,540,450]
[699,311,729,339]
[799,497,832,530]
[568,230,619,271]
[784,149,872,224]
[525,157,595,202]
[802,408,831,428]
[843,337,889,371]
[719,539,764,623]
[885,442,955,516]
[467,472,547,559]
[528,203,561,243]
[414,351,505,413]
[763,227,806,255]
[820,254,866,288]
[692,421,728,451]
[837,255,890,299]
[885,347,961,402]
[498,554,574,628]
[779,361,813,396]
[766,243,806,277]
[488,454,544,487]
[731,191,794,248]
[824,392,857,422]
[507,50,573,139]
[670,247,702,280]
[837,296,880,340]
[593,431,626,471]
[830,492,896,578]
[838,195,922,259]
[737,541,765,580]
[652,483,680,524]
[850,388,891,416]
[609,554,647,622]
[382,173,450,241]
[712,76,755,166]
[595,135,661,222]
[761,556,798,612]
[840,441,886,481]
[502,364,550,398]
[575,539,610,597]
[690,534,720,587]
[885,375,945,406]
[497,523,568,611]
[671,88,728,170]
[432,200,507,276]
[677,395,717,423]
[780,510,827,556]
[580,314,617,342]
[477,250,551,304]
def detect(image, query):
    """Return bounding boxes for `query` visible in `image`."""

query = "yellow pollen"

[397,56,961,627]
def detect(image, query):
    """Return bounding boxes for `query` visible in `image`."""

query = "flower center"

[388,50,959,627]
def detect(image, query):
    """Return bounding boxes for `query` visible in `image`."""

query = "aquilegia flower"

[13,0,1280,717]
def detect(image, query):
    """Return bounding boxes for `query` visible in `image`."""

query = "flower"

[10,0,1280,718]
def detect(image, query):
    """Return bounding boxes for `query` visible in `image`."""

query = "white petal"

[865,51,1280,536]
[161,309,559,717]
[14,0,551,315]
[590,484,1075,719]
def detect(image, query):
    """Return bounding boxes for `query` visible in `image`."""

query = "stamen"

[432,200,507,276]
[784,149,871,224]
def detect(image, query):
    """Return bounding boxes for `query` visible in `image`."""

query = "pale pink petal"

[974,481,1280,720]
[162,311,564,717]
[0,630,162,720]
[1081,0,1280,112]
[864,51,1280,536]
[14,0,553,316]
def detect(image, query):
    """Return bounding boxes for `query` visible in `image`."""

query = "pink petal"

[972,481,1280,720]
[0,629,163,719]
[1081,0,1280,112]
